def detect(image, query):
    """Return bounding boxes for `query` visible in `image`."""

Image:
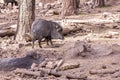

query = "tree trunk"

[92,0,105,7]
[40,0,55,4]
[98,0,105,7]
[61,0,78,16]
[15,0,35,41]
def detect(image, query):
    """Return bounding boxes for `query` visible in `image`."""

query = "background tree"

[39,0,55,4]
[92,0,105,7]
[15,0,35,41]
[61,0,79,16]
[98,0,105,7]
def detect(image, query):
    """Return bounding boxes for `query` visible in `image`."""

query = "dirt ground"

[0,0,120,80]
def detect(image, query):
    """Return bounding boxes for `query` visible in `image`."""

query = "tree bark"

[92,0,105,7]
[39,0,55,4]
[61,0,78,16]
[15,0,35,41]
[98,0,105,7]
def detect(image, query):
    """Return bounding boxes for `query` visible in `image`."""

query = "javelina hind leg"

[11,2,14,6]
[15,1,18,6]
[46,38,49,45]
[45,37,53,46]
[46,39,53,45]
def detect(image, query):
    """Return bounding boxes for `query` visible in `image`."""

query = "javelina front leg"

[49,39,53,45]
[38,38,42,48]
[11,2,14,6]
[32,39,35,48]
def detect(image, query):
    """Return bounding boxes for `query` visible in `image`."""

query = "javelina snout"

[26,51,45,64]
[31,19,64,48]
[51,23,64,39]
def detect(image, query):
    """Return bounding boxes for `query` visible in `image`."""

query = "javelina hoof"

[39,45,42,48]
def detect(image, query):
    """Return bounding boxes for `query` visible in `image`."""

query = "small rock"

[112,44,120,53]
[58,61,80,71]
[38,2,44,10]
[112,25,119,29]
[18,43,24,48]
[103,34,112,38]
[91,43,113,56]
[62,41,87,59]
[46,61,56,69]
[101,65,107,69]
[31,63,38,69]
[24,42,32,46]
[111,62,118,65]
[108,31,119,36]
[112,71,120,78]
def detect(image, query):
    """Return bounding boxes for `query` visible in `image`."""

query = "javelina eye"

[33,54,40,59]
[56,26,59,29]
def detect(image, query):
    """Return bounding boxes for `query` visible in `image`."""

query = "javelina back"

[4,0,18,6]
[0,51,45,71]
[31,19,64,48]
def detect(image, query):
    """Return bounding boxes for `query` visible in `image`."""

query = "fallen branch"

[14,68,87,79]
[0,29,15,37]
[14,69,41,76]
[0,23,16,37]
[39,68,87,79]
[56,18,119,24]
[90,69,119,74]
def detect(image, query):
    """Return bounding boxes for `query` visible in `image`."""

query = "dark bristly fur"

[31,19,64,48]
[0,51,45,71]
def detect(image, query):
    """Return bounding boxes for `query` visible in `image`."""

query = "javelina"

[0,51,45,71]
[31,19,64,48]
[4,0,18,6]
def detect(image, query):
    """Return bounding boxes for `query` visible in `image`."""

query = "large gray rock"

[91,43,113,56]
[62,40,87,59]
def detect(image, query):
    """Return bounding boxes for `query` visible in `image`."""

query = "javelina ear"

[51,29,63,39]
